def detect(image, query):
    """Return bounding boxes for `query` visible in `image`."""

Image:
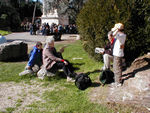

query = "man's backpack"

[99,69,114,85]
[75,73,92,90]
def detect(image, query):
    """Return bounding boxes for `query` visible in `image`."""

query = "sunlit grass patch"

[0,30,11,36]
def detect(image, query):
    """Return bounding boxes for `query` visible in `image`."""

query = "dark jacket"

[104,38,115,56]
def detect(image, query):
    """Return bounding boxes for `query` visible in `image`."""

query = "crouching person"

[19,42,43,76]
[101,31,115,70]
[38,37,75,82]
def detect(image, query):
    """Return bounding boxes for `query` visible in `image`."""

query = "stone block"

[0,41,28,61]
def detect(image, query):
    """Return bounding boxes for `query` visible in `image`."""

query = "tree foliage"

[77,0,150,62]
[0,3,21,31]
[0,0,42,31]
[44,0,87,24]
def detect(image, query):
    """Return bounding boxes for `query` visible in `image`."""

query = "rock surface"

[89,54,150,111]
[0,41,27,61]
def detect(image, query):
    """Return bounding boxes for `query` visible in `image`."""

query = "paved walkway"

[5,32,79,48]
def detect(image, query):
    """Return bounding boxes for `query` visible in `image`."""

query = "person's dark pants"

[51,62,74,77]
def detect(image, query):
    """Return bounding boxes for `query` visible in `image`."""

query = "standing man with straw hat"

[111,23,126,87]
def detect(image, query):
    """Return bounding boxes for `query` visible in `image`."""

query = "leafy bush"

[77,0,150,62]
[0,4,21,31]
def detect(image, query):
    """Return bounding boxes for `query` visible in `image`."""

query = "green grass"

[0,30,11,36]
[0,40,136,113]
[25,88,110,113]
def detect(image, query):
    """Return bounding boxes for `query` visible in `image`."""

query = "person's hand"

[100,52,104,55]
[64,61,68,65]
[120,44,124,49]
[59,45,67,53]
[59,48,64,53]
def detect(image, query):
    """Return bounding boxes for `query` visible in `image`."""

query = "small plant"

[6,107,15,113]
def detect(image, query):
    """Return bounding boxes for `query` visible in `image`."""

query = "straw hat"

[111,23,124,32]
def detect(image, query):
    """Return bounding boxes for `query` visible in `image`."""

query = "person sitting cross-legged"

[101,31,115,70]
[19,42,43,76]
[41,37,75,82]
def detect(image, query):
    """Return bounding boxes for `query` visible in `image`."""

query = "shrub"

[77,0,150,62]
[0,4,21,31]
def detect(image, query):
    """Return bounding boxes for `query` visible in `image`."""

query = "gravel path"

[0,81,59,112]
[5,32,79,49]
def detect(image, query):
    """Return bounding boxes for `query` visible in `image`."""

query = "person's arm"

[116,32,126,49]
[28,48,37,67]
[104,43,111,50]
[45,48,64,62]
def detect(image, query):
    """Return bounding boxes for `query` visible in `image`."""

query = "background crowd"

[21,22,78,35]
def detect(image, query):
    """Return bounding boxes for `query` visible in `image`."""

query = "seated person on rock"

[100,31,115,70]
[42,37,75,82]
[19,42,43,76]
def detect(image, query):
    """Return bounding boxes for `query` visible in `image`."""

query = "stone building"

[41,0,69,26]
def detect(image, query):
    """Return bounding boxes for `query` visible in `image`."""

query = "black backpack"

[75,73,92,90]
[99,69,114,85]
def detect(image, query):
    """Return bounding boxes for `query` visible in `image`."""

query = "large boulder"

[108,54,150,106]
[0,41,28,61]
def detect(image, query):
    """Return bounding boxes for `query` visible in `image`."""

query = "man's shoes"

[19,69,34,76]
[67,76,75,82]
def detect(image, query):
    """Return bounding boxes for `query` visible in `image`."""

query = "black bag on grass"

[75,73,92,90]
[99,69,114,85]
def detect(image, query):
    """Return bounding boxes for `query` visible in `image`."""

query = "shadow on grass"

[91,82,101,87]
[0,56,29,62]
[85,69,102,75]
[45,72,67,82]
[72,63,85,71]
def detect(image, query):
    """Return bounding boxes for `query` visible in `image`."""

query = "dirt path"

[0,81,59,112]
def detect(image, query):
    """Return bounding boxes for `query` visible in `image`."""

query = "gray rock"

[0,41,27,61]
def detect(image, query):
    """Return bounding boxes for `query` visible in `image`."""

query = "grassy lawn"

[0,40,134,113]
[0,30,11,36]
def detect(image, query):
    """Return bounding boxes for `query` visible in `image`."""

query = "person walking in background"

[29,23,33,35]
[111,23,126,87]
